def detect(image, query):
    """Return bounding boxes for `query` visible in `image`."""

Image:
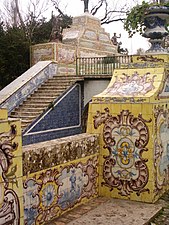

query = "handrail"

[76,55,132,76]
[0,61,58,112]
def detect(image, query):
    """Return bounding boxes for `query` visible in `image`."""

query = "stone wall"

[23,133,99,224]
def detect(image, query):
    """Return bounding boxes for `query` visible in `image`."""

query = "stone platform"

[48,197,162,225]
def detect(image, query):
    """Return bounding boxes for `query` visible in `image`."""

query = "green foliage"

[124,1,169,37]
[124,1,149,37]
[30,17,53,44]
[0,14,72,90]
[0,25,30,89]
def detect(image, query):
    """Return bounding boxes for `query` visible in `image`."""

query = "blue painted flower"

[42,184,56,207]
[24,207,37,225]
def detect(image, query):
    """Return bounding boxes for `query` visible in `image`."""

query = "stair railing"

[76,55,132,76]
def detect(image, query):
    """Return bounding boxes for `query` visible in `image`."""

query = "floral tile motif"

[57,156,98,210]
[23,156,98,224]
[23,169,59,225]
[102,71,156,97]
[57,166,87,210]
[0,125,20,225]
[23,134,99,175]
[154,105,169,194]
[94,108,151,197]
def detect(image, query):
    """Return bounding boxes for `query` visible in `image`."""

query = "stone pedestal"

[62,12,116,56]
[30,13,117,75]
[87,54,169,203]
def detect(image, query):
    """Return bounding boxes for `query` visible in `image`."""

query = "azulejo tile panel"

[93,107,152,197]
[154,105,169,196]
[0,123,21,225]
[23,155,99,224]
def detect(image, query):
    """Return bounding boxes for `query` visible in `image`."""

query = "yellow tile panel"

[0,108,8,120]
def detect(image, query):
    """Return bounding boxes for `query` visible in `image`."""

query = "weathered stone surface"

[23,133,99,175]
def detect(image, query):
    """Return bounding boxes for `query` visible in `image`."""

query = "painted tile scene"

[1,0,169,224]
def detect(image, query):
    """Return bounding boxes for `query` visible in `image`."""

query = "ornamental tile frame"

[23,155,99,224]
[87,54,169,203]
[0,109,23,225]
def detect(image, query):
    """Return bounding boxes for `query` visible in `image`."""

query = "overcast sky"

[1,0,150,54]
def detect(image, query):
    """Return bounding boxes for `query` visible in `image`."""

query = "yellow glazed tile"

[141,103,153,115]
[0,108,8,120]
[11,135,22,157]
[90,103,101,113]
[142,147,154,162]
[12,177,23,198]
[87,112,93,124]
[101,103,110,112]
[88,102,93,113]
[19,216,24,225]
[111,103,121,114]
[121,104,132,111]
[19,196,24,218]
[9,119,22,136]
[131,104,142,115]
[12,155,23,178]
[141,190,155,203]
[86,123,92,133]
[0,121,9,133]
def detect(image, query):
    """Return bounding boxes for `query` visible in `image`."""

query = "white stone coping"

[0,61,54,105]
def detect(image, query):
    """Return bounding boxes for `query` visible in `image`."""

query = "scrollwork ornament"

[94,108,151,197]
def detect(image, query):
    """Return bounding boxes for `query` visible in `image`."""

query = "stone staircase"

[9,75,83,131]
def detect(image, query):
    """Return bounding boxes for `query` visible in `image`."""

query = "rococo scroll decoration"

[0,125,20,225]
[94,108,152,196]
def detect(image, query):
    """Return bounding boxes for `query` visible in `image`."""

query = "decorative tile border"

[23,155,99,224]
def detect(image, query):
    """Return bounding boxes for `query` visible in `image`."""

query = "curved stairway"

[9,75,83,131]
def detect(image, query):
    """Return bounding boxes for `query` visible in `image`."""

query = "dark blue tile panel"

[22,84,82,145]
[22,127,82,145]
[30,84,80,132]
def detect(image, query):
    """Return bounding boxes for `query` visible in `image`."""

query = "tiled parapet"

[87,54,169,203]
[0,108,23,224]
[23,133,99,175]
[0,61,57,112]
[22,133,99,224]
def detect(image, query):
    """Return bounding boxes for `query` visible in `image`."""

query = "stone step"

[33,90,62,95]
[21,118,33,124]
[47,79,76,84]
[18,115,37,120]
[51,76,78,79]
[28,96,56,100]
[41,82,73,87]
[25,98,55,104]
[32,92,62,98]
[21,102,49,108]
[37,86,70,93]
[10,111,41,117]
[8,75,79,132]
[15,106,45,112]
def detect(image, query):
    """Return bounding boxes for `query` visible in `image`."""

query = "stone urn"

[143,5,169,53]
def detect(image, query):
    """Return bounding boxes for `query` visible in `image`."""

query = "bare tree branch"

[91,0,104,15]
